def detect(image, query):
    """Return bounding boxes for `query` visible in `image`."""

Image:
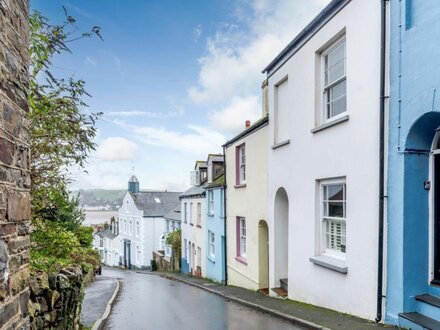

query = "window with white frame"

[320,180,346,257]
[136,244,141,263]
[208,191,214,216]
[184,203,187,223]
[184,239,187,258]
[236,144,246,184]
[274,77,289,143]
[322,37,346,122]
[189,203,193,224]
[129,219,133,235]
[209,231,215,258]
[171,221,175,232]
[166,220,170,232]
[123,219,127,233]
[197,246,201,268]
[238,217,246,258]
[136,221,140,237]
[197,203,201,226]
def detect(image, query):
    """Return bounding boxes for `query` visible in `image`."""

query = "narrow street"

[103,267,302,330]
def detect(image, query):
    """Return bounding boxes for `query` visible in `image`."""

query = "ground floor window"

[237,217,246,258]
[209,231,215,258]
[136,244,141,263]
[320,179,346,257]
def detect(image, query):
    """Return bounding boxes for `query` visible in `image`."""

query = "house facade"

[118,175,181,269]
[163,205,181,259]
[224,115,269,291]
[386,1,440,328]
[263,0,382,319]
[205,156,226,284]
[181,161,208,277]
[93,217,120,267]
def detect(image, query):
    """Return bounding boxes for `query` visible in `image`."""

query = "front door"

[433,153,440,283]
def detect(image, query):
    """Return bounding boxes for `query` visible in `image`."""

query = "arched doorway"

[258,220,269,291]
[403,112,440,309]
[274,187,289,295]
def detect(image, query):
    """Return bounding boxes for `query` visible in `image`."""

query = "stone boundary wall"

[29,267,86,330]
[0,0,31,329]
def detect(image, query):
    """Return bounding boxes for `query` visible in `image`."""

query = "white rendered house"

[118,176,181,269]
[181,161,208,277]
[264,0,382,320]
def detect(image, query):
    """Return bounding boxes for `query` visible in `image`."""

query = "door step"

[271,287,288,298]
[416,294,440,308]
[280,278,288,292]
[399,312,440,330]
[257,288,269,295]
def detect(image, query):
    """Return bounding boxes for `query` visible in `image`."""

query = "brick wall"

[0,0,31,328]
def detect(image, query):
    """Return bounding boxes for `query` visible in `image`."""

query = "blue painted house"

[205,154,226,284]
[387,1,440,328]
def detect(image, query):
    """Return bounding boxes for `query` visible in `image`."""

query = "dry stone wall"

[0,0,31,329]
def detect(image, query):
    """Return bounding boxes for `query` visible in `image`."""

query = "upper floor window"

[320,179,346,258]
[236,144,246,185]
[274,76,289,144]
[183,203,187,223]
[189,203,193,224]
[136,221,140,237]
[129,219,133,235]
[126,200,129,212]
[208,191,214,216]
[322,37,346,122]
[197,202,202,226]
[123,219,127,233]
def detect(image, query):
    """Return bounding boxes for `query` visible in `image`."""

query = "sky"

[31,0,330,192]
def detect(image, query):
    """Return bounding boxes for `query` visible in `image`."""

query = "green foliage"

[28,9,102,274]
[166,229,182,263]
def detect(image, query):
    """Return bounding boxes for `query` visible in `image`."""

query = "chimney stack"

[262,79,269,116]
[245,120,251,129]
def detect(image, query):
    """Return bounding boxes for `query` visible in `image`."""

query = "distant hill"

[73,189,125,211]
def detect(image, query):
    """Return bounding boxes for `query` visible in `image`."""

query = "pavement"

[161,273,399,330]
[81,269,119,329]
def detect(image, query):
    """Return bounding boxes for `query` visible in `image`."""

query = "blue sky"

[32,0,330,191]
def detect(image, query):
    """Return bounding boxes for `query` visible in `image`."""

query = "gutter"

[376,0,388,323]
[223,145,228,285]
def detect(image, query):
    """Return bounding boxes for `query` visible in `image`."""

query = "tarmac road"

[102,267,302,330]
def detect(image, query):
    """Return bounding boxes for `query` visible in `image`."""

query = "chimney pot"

[245,120,251,129]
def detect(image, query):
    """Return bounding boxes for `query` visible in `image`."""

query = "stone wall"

[29,267,85,330]
[0,0,31,329]
[152,251,180,272]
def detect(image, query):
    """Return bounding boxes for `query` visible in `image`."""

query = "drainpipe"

[376,0,388,323]
[223,145,228,285]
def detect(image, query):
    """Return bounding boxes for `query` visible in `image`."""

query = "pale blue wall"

[386,0,440,324]
[205,186,226,284]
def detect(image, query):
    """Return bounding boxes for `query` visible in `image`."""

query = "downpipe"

[223,146,228,286]
[376,0,388,323]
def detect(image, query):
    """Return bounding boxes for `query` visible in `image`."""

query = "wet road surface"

[103,267,303,330]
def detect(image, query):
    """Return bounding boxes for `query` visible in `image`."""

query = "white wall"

[267,0,380,320]
[181,196,206,277]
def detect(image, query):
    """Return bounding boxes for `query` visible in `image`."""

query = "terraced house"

[263,0,383,320]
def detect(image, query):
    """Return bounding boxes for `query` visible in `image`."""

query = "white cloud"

[95,137,139,161]
[85,56,97,67]
[193,24,203,42]
[189,0,330,132]
[209,95,261,134]
[113,120,225,156]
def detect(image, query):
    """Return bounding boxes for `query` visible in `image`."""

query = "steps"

[280,278,288,292]
[399,294,440,329]
[271,287,288,297]
[399,312,440,330]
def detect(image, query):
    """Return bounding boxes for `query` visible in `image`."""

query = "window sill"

[189,223,194,226]
[311,115,349,134]
[207,255,215,263]
[196,225,202,229]
[235,256,247,265]
[271,140,290,150]
[207,214,214,217]
[309,255,347,274]
[234,184,246,188]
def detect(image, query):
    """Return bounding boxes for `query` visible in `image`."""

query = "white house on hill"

[118,175,181,269]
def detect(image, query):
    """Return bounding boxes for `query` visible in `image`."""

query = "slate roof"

[130,191,182,217]
[180,183,207,199]
[164,204,181,222]
[96,228,116,240]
